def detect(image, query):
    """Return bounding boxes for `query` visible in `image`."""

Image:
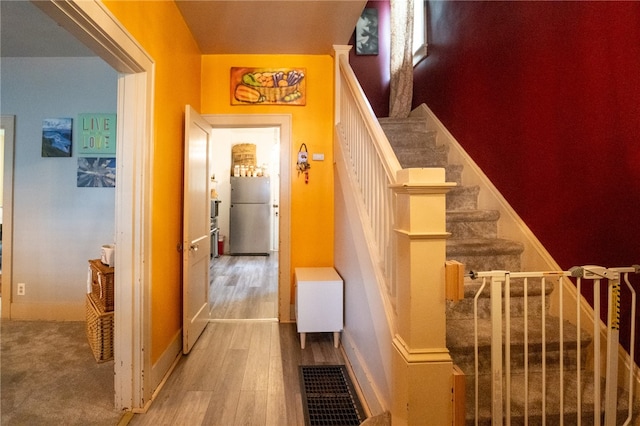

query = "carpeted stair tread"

[447,238,525,256]
[467,371,637,425]
[458,277,556,299]
[448,316,593,375]
[446,280,556,319]
[447,315,590,351]
[447,185,481,210]
[383,129,439,149]
[378,116,430,133]
[447,209,500,222]
[447,209,501,239]
[446,164,464,184]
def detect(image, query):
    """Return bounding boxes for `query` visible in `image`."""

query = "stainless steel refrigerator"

[229,176,271,255]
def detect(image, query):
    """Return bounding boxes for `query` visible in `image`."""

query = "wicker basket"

[88,259,114,312]
[231,143,257,170]
[255,83,299,102]
[86,294,114,363]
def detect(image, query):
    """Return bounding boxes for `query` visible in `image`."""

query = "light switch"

[312,153,325,161]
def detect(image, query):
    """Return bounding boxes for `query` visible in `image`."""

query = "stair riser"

[446,254,522,272]
[447,191,479,210]
[447,221,498,240]
[393,148,448,167]
[463,373,631,426]
[446,165,463,184]
[452,347,589,373]
[385,131,439,148]
[447,296,549,319]
[379,119,430,134]
[466,414,625,426]
[459,280,555,299]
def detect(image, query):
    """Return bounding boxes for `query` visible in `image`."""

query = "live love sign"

[78,113,116,155]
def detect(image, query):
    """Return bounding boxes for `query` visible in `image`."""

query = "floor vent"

[299,365,365,426]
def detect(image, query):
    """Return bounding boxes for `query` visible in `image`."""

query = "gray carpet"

[1,320,123,425]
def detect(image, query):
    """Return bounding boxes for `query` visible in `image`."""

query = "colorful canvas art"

[42,118,72,157]
[231,67,306,106]
[78,113,117,155]
[77,157,116,187]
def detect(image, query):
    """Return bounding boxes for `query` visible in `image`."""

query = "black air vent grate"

[299,365,365,426]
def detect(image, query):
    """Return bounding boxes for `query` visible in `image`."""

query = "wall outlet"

[17,283,26,296]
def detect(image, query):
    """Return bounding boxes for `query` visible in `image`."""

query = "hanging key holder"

[296,143,311,184]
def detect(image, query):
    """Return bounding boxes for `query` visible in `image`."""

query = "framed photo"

[356,8,379,55]
[42,118,72,157]
[77,157,116,187]
[230,67,306,106]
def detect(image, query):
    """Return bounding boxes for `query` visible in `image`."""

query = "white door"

[183,105,211,354]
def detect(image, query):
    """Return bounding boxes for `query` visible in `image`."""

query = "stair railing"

[333,46,455,423]
[469,265,639,426]
[334,48,402,301]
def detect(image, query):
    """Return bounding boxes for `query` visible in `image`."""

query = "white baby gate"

[467,265,639,425]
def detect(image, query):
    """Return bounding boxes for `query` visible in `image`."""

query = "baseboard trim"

[341,328,388,416]
[10,301,84,321]
[151,329,182,392]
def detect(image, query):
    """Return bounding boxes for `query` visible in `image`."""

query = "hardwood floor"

[129,254,346,426]
[209,253,278,320]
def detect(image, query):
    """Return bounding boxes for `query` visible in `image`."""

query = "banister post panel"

[332,45,352,125]
[390,168,456,425]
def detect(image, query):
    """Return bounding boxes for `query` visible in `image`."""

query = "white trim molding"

[36,0,155,411]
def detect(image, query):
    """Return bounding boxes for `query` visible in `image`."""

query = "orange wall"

[102,1,202,362]
[102,2,336,361]
[202,55,335,299]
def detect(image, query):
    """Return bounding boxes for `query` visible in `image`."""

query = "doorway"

[205,114,292,324]
[209,126,280,320]
[0,117,12,315]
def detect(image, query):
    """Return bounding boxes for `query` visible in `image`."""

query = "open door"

[183,105,211,354]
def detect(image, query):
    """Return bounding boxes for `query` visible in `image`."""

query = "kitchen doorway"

[205,114,292,323]
[209,126,280,321]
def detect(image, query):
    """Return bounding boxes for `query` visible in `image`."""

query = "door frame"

[205,114,292,322]
[1,115,15,319]
[36,0,154,410]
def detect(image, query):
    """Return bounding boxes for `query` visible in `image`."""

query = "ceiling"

[0,1,94,57]
[1,0,366,57]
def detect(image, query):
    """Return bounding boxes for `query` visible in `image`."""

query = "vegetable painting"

[231,67,306,106]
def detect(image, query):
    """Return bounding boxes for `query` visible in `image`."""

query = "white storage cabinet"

[295,267,344,349]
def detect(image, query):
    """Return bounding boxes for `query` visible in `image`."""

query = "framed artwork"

[42,118,72,157]
[77,157,116,187]
[231,67,306,106]
[356,8,379,55]
[78,113,117,155]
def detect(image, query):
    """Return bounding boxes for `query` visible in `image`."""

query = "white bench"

[294,267,344,349]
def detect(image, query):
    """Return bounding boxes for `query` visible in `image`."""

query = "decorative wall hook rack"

[296,143,310,183]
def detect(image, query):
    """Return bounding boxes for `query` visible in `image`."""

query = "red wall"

[352,1,640,360]
[349,1,391,117]
[414,1,640,271]
[412,1,640,359]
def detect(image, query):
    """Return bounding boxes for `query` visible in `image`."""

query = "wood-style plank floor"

[209,253,278,320]
[129,254,345,426]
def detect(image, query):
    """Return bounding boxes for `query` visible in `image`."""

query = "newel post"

[390,168,456,425]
